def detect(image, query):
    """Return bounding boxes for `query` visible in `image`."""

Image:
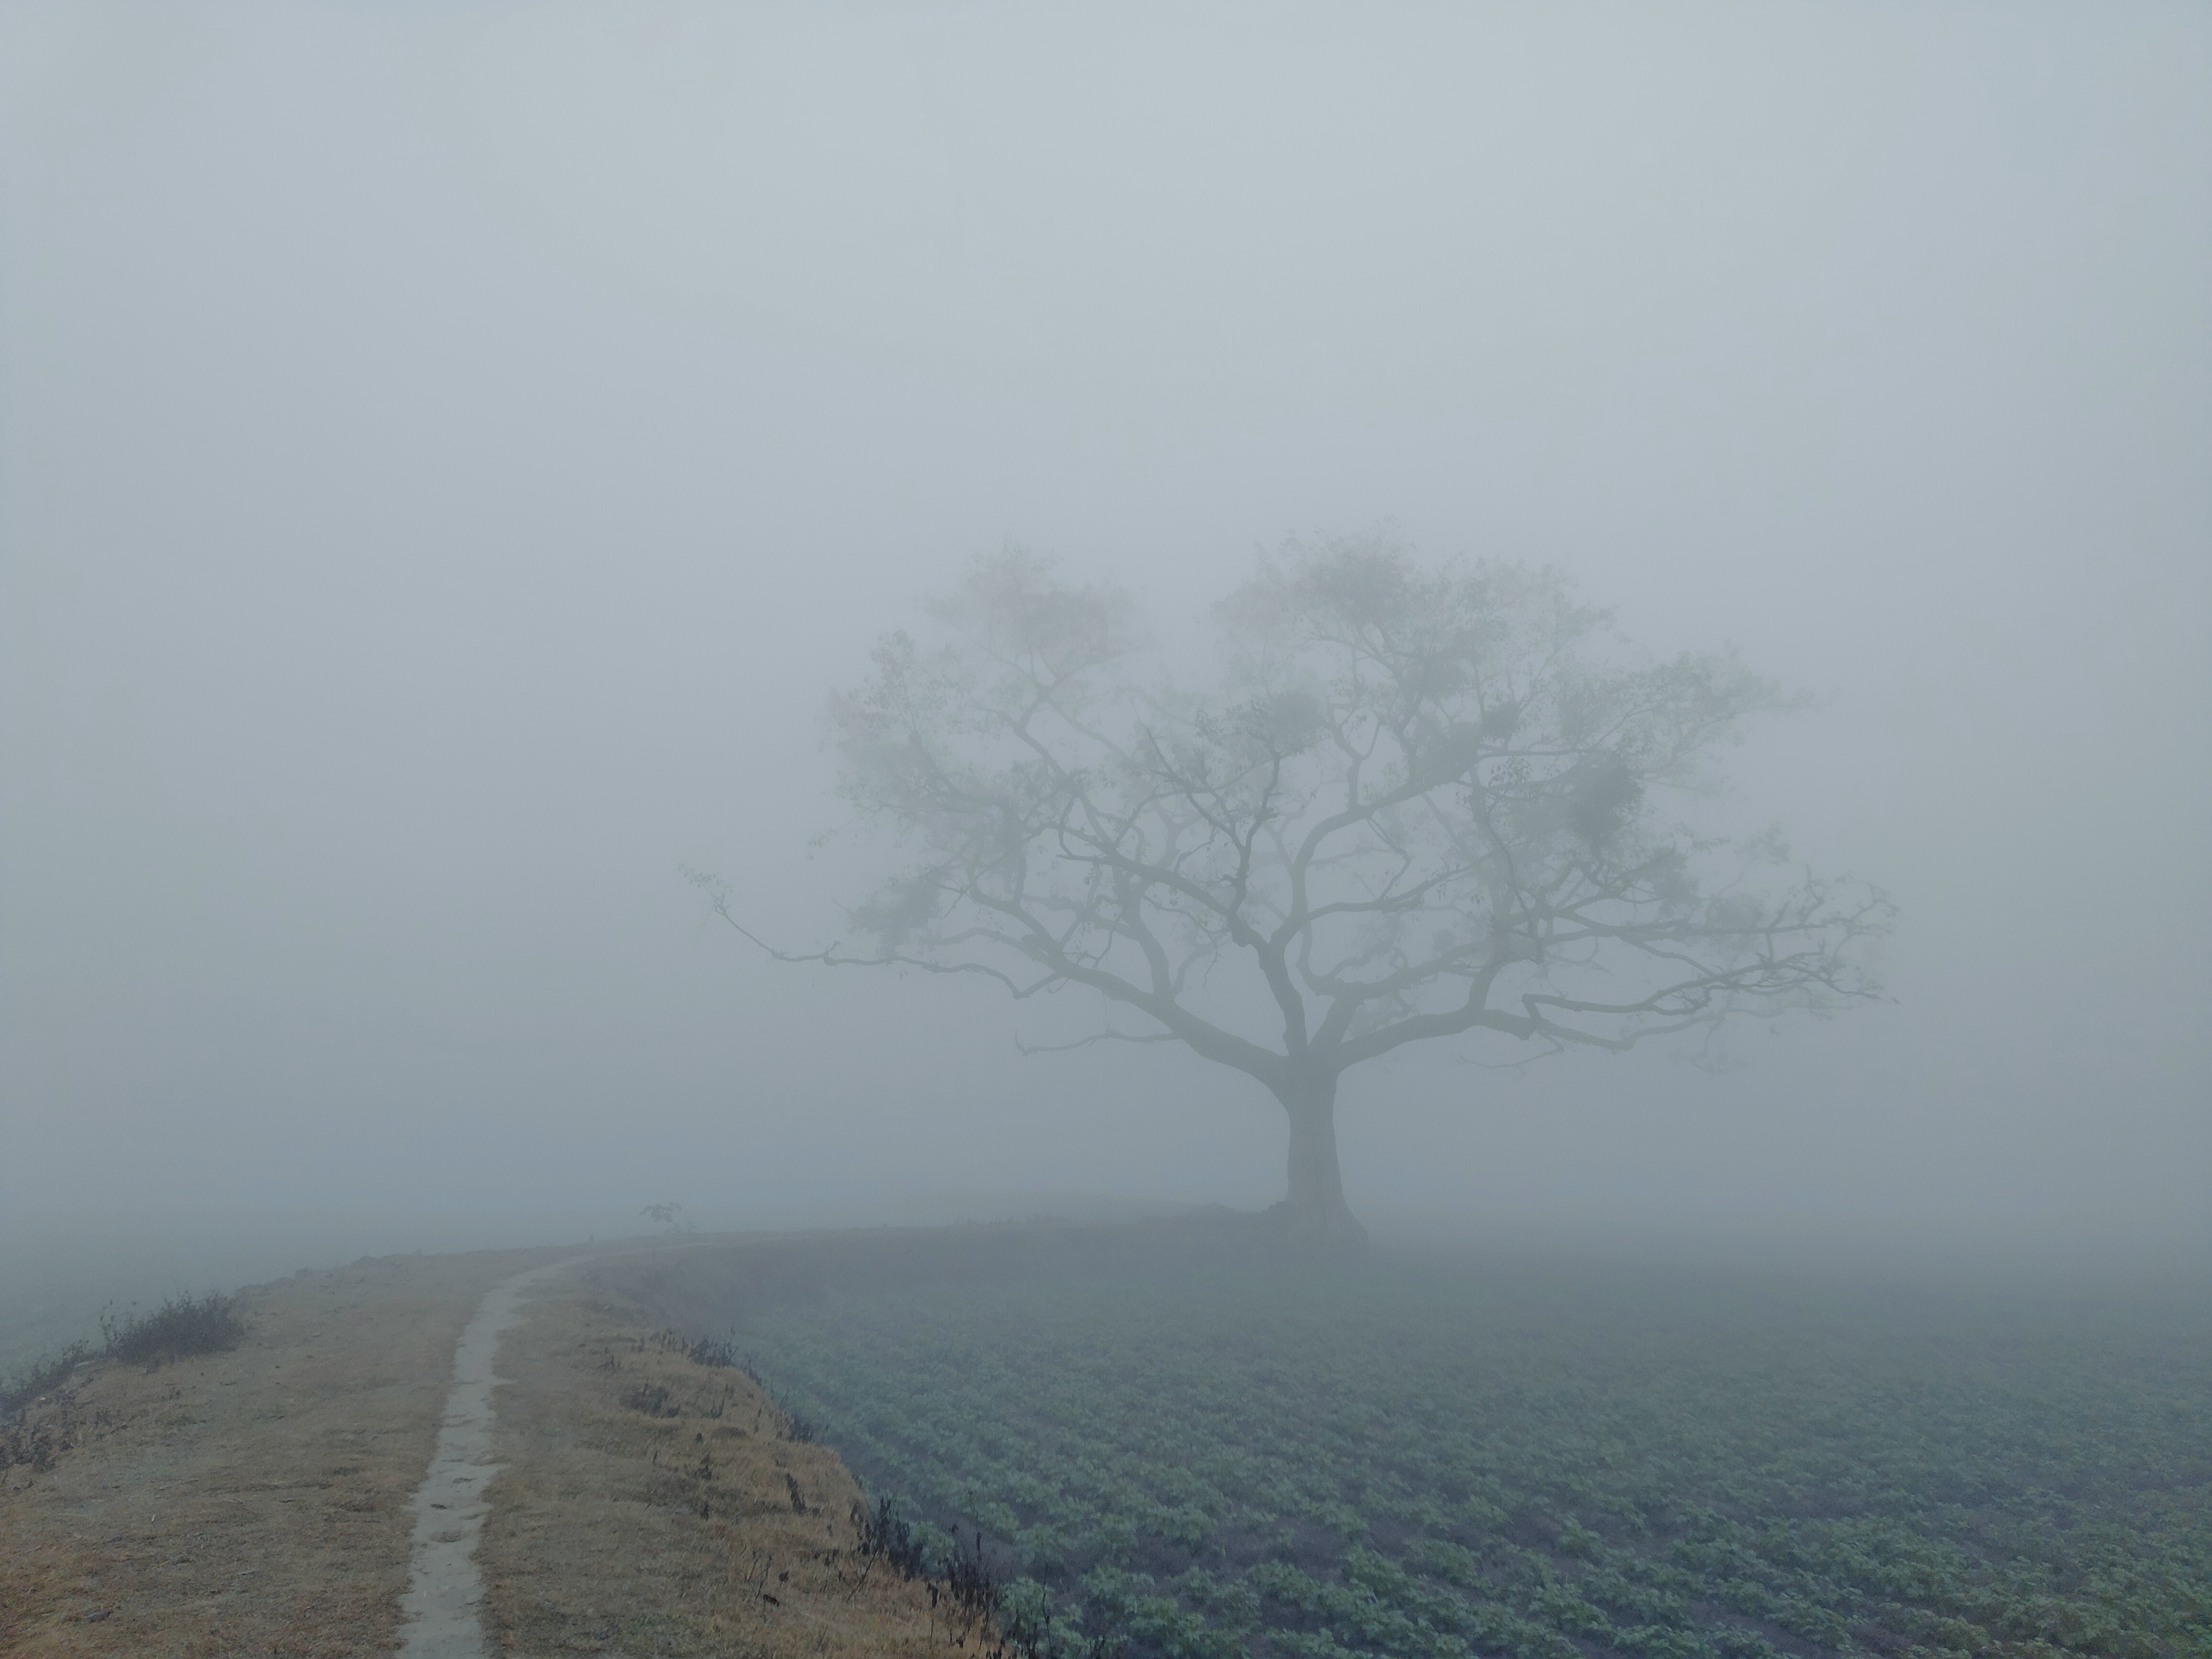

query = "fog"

[3,2,2206,1351]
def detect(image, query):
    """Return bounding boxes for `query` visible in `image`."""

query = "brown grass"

[478,1277,969,1659]
[0,1245,572,1657]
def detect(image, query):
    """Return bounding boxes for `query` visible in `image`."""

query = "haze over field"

[2,3,2206,1330]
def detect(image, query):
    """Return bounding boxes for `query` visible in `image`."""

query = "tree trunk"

[1270,1070,1368,1247]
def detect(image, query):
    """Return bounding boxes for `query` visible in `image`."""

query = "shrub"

[100,1292,246,1365]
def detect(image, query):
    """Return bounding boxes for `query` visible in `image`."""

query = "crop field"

[738,1248,2212,1659]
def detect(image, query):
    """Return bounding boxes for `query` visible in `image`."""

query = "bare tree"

[695,538,1891,1243]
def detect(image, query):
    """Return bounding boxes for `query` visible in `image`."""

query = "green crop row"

[739,1261,2211,1659]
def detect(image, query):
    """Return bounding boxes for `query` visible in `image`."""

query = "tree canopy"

[697,537,1891,1240]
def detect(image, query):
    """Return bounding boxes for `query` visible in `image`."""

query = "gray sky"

[3,2,2206,1282]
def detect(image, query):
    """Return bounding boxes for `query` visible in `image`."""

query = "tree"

[695,538,1891,1244]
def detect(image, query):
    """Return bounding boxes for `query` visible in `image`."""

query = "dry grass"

[0,1245,571,1657]
[478,1279,971,1659]
[1,1235,997,1658]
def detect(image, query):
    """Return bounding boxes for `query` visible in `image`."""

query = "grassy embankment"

[0,1249,557,1654]
[1,1240,984,1659]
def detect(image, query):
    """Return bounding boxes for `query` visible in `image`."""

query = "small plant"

[688,1333,739,1368]
[622,1382,678,1417]
[941,1528,1001,1625]
[658,1328,739,1369]
[1,1340,120,1472]
[730,1352,818,1440]
[99,1292,246,1366]
[0,1339,93,1422]
[854,1495,934,1580]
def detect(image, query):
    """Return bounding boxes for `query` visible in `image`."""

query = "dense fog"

[3,3,2205,1344]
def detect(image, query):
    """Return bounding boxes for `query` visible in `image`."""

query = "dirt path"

[396,1261,575,1657]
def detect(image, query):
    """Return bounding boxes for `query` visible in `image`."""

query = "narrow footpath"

[395,1261,573,1657]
